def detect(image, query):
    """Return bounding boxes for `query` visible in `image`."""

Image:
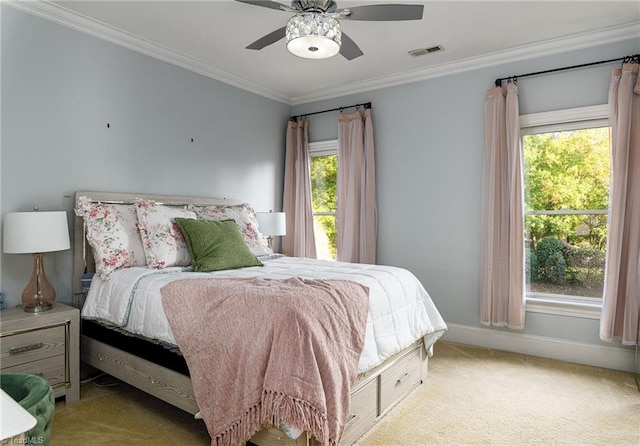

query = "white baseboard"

[441,323,637,373]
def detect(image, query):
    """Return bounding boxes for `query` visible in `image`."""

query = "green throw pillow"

[175,218,262,272]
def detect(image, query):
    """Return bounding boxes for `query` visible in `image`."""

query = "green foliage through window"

[523,127,610,298]
[311,154,337,259]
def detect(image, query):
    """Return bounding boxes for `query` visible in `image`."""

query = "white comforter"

[82,256,447,373]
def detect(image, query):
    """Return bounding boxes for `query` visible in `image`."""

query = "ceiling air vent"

[408,45,444,57]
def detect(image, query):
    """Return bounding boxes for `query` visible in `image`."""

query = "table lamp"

[256,211,286,250]
[0,389,36,443]
[3,210,70,312]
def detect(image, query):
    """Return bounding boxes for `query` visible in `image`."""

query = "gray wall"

[1,6,290,307]
[2,4,638,366]
[292,38,639,350]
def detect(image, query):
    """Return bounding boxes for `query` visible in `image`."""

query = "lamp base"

[23,303,53,313]
[21,253,56,312]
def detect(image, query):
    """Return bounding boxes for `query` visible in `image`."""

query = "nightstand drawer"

[1,326,66,369]
[0,304,79,403]
[2,355,66,387]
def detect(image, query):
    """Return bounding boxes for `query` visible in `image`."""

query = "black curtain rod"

[290,102,371,122]
[494,53,640,87]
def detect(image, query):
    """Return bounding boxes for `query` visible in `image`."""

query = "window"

[521,105,610,307]
[309,140,338,260]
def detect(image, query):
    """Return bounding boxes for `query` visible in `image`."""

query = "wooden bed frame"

[72,190,429,446]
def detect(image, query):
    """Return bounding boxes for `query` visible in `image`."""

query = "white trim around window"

[309,139,338,157]
[526,295,602,319]
[520,104,608,128]
[521,104,609,320]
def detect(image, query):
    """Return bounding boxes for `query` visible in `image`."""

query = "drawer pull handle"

[397,372,410,384]
[9,342,43,355]
[345,413,359,429]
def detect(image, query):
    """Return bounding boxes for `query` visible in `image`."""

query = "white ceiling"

[12,1,640,104]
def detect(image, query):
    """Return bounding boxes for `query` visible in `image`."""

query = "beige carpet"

[356,342,639,446]
[51,376,210,445]
[51,342,639,445]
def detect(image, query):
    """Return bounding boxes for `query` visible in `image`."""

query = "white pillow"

[135,199,196,268]
[190,203,272,256]
[76,196,146,280]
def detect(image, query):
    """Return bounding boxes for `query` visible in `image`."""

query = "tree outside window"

[523,124,610,299]
[310,142,338,260]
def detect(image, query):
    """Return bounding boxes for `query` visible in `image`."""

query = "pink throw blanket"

[161,277,370,446]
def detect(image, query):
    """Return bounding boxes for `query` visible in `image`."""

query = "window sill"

[526,294,601,319]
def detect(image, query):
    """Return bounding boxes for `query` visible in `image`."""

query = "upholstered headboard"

[72,190,244,308]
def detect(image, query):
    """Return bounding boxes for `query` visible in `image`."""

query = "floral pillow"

[135,199,196,268]
[189,203,272,256]
[76,196,146,280]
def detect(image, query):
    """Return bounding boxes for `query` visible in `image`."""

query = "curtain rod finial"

[495,79,502,87]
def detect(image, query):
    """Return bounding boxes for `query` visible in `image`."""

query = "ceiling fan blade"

[246,26,287,50]
[342,4,424,21]
[235,0,288,12]
[340,32,363,61]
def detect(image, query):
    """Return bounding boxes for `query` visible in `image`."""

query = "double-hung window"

[521,105,610,316]
[309,140,338,260]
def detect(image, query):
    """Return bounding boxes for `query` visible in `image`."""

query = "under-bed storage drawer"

[340,377,378,445]
[379,345,422,414]
[249,377,378,446]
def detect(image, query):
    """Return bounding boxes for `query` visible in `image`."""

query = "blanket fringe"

[210,392,342,446]
[211,402,262,446]
[262,390,339,446]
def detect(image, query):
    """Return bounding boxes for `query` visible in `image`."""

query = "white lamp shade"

[0,389,36,441]
[3,211,70,254]
[256,212,286,237]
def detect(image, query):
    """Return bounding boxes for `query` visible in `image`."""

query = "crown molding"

[7,1,639,107]
[291,21,640,105]
[6,0,292,104]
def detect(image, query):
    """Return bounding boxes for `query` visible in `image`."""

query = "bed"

[72,190,447,446]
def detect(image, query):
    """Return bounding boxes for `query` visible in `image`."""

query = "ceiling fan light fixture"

[286,13,341,59]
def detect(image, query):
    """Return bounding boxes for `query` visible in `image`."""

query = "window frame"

[520,105,609,319]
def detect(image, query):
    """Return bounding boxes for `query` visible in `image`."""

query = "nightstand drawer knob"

[9,342,43,355]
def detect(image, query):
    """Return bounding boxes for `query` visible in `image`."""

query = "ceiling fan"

[236,0,424,60]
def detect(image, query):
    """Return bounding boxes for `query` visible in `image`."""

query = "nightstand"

[0,302,80,403]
